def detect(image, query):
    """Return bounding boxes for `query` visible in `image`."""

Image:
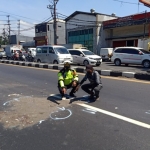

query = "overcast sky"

[0,0,149,37]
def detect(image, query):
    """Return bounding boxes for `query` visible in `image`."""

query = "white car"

[111,47,150,68]
[68,49,102,66]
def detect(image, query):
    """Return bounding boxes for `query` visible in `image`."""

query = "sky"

[0,0,150,37]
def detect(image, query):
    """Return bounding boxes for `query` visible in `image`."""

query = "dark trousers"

[58,82,79,96]
[81,83,102,97]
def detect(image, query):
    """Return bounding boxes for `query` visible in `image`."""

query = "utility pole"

[3,28,6,45]
[7,15,11,44]
[18,20,20,35]
[47,0,59,45]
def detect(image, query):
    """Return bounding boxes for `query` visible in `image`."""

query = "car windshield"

[139,49,150,54]
[82,50,95,55]
[54,47,69,54]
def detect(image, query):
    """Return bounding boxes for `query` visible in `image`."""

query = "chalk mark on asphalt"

[145,110,150,115]
[82,108,97,114]
[50,107,72,120]
[3,98,20,106]
[39,120,45,124]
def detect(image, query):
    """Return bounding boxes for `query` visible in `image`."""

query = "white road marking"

[77,103,150,129]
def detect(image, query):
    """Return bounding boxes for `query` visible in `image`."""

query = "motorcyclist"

[28,50,34,62]
[76,65,103,102]
[58,61,79,99]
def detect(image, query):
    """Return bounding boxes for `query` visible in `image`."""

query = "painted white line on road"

[77,103,150,129]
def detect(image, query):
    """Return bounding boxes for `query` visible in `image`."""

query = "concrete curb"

[0,60,150,81]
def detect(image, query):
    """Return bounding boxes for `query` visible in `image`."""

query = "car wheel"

[37,59,41,63]
[53,60,58,64]
[114,59,121,66]
[143,60,150,68]
[83,60,89,66]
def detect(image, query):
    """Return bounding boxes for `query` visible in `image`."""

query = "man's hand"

[62,88,66,94]
[72,81,77,87]
[75,85,80,92]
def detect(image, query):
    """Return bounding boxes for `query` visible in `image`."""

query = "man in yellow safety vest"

[58,61,79,99]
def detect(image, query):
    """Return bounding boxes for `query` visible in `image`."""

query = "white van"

[35,45,73,64]
[100,48,113,61]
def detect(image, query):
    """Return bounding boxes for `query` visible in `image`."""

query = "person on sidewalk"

[57,61,79,99]
[76,65,103,102]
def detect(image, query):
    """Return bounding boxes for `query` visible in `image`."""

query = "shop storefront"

[34,36,48,46]
[103,12,150,48]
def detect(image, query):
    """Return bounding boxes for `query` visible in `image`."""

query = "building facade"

[34,19,66,46]
[10,35,34,45]
[65,10,117,54]
[102,11,150,50]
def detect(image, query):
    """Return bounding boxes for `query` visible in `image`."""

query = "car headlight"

[89,57,94,60]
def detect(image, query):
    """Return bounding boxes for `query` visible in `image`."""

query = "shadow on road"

[47,96,60,105]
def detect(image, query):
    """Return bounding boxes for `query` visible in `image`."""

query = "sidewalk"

[0,60,150,81]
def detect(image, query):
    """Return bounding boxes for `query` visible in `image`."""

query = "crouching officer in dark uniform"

[58,61,79,99]
[76,65,102,102]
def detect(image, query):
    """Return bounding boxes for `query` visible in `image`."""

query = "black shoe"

[69,93,76,97]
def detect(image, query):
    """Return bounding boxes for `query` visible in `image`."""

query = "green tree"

[0,28,9,45]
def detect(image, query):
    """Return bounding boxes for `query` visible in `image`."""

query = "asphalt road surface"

[0,63,150,150]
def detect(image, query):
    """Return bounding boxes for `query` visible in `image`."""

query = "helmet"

[64,61,71,67]
[64,61,71,70]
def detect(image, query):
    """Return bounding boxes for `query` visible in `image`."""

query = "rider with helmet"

[57,61,79,99]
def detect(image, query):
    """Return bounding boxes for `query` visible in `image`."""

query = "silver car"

[0,51,6,59]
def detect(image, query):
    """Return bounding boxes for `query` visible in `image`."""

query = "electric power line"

[113,0,142,5]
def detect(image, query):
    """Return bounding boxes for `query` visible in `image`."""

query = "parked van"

[35,45,73,64]
[100,48,113,61]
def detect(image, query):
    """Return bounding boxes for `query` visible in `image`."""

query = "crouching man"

[76,65,102,102]
[58,61,79,99]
